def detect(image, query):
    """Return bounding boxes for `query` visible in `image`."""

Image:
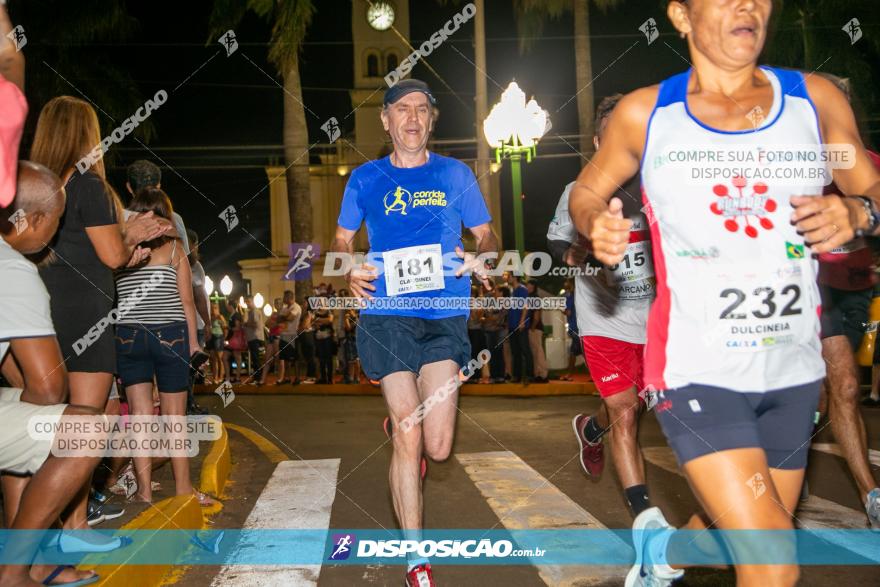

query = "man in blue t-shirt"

[331,79,498,587]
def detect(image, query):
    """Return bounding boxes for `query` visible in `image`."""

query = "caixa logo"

[328,533,356,560]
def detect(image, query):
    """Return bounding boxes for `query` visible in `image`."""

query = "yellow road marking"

[224,422,288,463]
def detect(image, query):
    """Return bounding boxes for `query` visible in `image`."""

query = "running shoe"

[86,500,104,526]
[86,496,125,525]
[866,488,880,530]
[405,563,435,587]
[93,501,125,523]
[383,417,427,480]
[625,507,684,587]
[572,414,605,477]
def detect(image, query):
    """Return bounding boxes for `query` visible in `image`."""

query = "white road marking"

[457,450,629,586]
[212,459,340,586]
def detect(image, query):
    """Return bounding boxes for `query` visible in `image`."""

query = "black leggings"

[316,337,336,383]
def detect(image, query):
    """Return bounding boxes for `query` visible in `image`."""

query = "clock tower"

[350,0,410,160]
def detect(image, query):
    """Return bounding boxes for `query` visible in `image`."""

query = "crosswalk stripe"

[457,450,629,586]
[211,459,340,586]
[811,442,880,468]
[642,446,878,562]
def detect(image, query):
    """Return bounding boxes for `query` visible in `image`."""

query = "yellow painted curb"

[195,381,596,396]
[82,494,203,587]
[224,422,288,463]
[82,426,233,586]
[200,424,231,497]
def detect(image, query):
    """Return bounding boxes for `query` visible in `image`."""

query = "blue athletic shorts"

[654,381,820,470]
[356,314,470,381]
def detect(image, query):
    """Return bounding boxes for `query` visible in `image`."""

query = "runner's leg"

[682,449,798,586]
[824,336,879,497]
[604,387,648,513]
[381,371,423,531]
[417,359,460,463]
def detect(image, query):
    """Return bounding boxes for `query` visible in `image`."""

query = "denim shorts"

[115,322,190,393]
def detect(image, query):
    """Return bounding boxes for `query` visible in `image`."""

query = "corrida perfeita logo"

[709,176,776,238]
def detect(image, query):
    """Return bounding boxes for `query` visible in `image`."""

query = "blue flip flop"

[42,565,100,586]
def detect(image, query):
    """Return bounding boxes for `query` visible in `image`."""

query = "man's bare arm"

[1,352,23,388]
[10,337,68,404]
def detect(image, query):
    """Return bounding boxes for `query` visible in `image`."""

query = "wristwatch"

[854,196,880,238]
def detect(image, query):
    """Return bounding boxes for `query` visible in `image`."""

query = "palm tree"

[209,0,316,303]
[513,0,622,159]
[11,0,154,142]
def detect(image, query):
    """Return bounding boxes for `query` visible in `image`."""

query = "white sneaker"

[625,507,685,587]
[866,488,880,531]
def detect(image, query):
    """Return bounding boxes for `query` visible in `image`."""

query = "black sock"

[584,416,606,444]
[624,484,651,516]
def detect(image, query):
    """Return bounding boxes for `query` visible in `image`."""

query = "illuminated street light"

[219,275,233,296]
[263,303,273,317]
[483,81,550,254]
[254,292,264,308]
[204,275,214,296]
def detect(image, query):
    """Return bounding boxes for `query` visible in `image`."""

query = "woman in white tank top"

[569,1,880,586]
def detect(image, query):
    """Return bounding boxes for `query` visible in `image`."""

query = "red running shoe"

[383,417,427,480]
[572,414,604,477]
[405,563,435,587]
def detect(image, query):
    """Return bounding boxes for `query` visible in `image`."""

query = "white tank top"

[641,66,827,392]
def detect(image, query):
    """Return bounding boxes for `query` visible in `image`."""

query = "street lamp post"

[209,275,235,310]
[483,81,550,255]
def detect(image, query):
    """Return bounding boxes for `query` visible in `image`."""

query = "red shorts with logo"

[581,336,644,397]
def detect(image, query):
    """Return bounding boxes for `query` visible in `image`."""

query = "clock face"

[367,2,395,31]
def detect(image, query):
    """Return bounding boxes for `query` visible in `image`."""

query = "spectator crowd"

[207,276,571,387]
[0,9,221,584]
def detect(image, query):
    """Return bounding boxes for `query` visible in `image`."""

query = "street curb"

[84,426,232,586]
[200,424,231,498]
[195,381,597,397]
[84,494,203,587]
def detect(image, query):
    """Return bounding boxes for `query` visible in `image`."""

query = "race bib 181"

[382,243,444,297]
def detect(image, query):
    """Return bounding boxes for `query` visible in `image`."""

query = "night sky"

[10,0,880,294]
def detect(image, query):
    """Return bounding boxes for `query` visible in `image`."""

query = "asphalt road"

[176,393,880,587]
